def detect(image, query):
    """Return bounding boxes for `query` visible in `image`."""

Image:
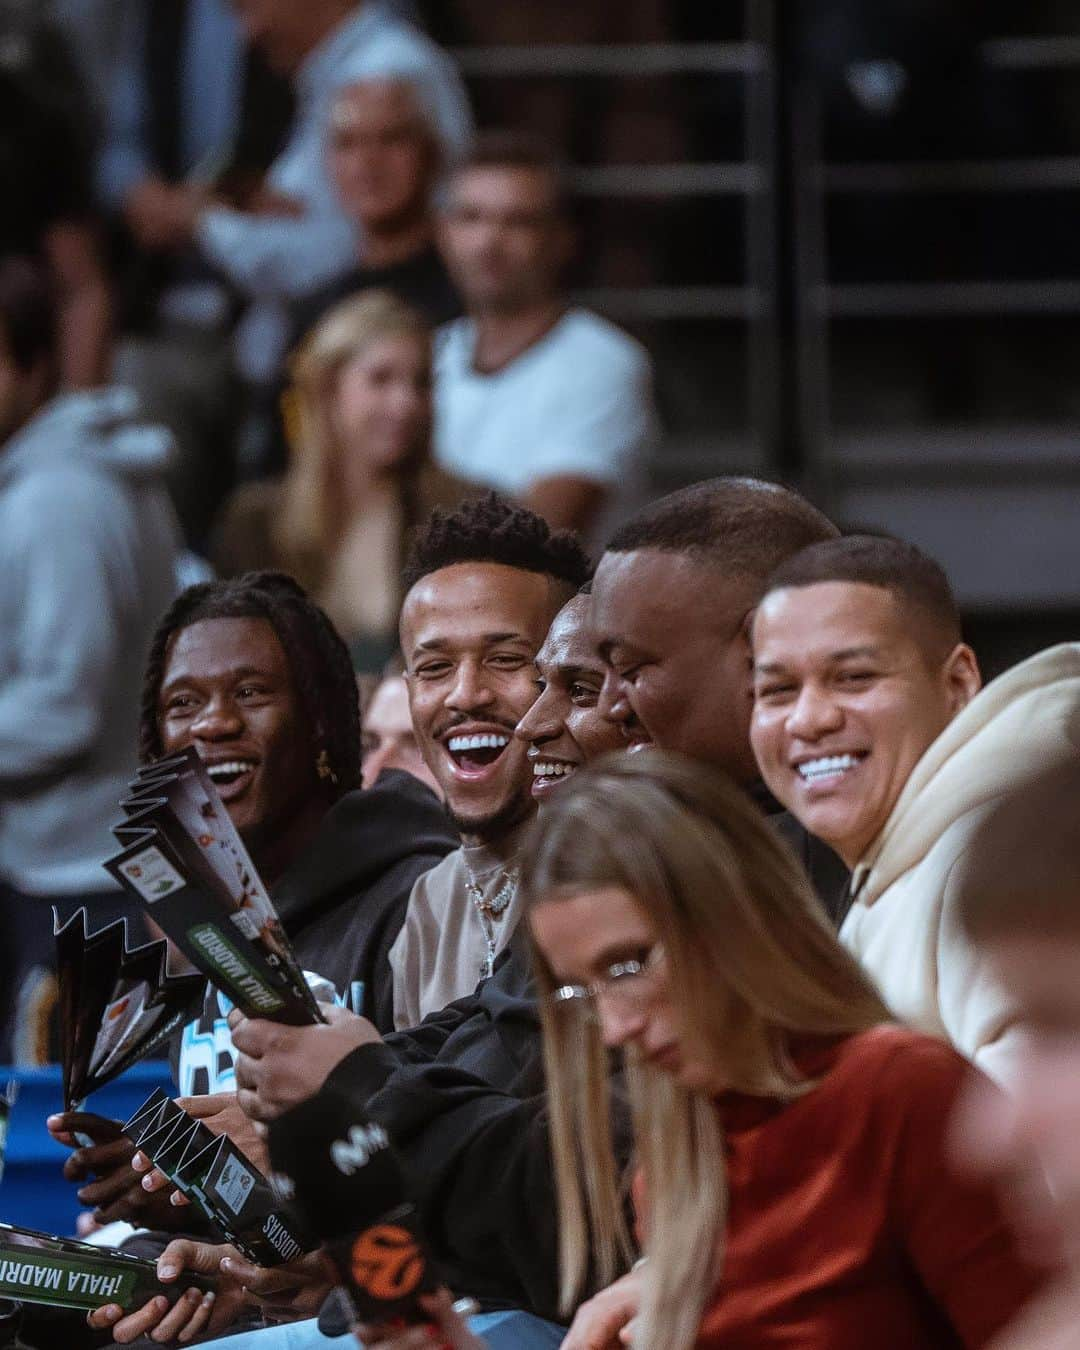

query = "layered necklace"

[463,860,520,982]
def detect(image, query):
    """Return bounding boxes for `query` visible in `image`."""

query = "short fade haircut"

[955,760,1080,944]
[403,491,592,594]
[0,254,56,376]
[764,534,962,660]
[449,129,572,219]
[604,477,838,598]
[140,571,362,795]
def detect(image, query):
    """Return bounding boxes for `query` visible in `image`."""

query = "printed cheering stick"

[120,1091,315,1267]
[105,746,321,1025]
[54,911,125,1113]
[53,910,204,1113]
[0,1223,214,1315]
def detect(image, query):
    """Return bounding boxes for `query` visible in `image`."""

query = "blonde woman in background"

[522,751,1051,1350]
[213,291,472,670]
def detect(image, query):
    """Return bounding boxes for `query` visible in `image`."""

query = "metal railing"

[447,26,1080,490]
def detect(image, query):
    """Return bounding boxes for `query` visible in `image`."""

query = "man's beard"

[448,788,534,845]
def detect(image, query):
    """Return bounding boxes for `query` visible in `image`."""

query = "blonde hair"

[278,290,432,573]
[523,751,890,1350]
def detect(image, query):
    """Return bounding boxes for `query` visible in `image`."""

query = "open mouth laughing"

[442,727,514,782]
[200,757,259,801]
[529,756,579,799]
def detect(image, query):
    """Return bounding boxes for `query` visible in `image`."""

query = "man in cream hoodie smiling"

[750,533,1080,1083]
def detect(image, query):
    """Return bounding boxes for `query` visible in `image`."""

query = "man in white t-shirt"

[434,131,657,542]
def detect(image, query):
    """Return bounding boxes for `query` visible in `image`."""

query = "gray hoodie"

[0,388,181,895]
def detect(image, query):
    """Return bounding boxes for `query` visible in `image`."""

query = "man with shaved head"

[591,475,850,916]
[515,590,627,800]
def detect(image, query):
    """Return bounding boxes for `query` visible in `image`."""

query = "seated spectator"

[47,573,455,1231]
[749,534,1080,1079]
[526,751,1053,1349]
[951,764,1080,1349]
[0,11,110,388]
[388,494,590,1026]
[0,256,179,1064]
[591,477,850,917]
[361,668,442,796]
[513,589,625,801]
[193,0,471,314]
[212,291,471,671]
[291,77,463,343]
[433,133,657,541]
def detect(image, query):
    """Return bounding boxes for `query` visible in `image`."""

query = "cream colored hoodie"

[840,643,1080,1083]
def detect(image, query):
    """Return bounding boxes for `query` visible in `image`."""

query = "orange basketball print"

[350,1223,425,1302]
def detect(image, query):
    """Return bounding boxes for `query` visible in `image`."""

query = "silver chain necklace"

[464,862,519,981]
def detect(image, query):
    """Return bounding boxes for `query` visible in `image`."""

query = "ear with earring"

[315,748,339,785]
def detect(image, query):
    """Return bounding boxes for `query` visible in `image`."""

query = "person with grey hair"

[291,75,462,343]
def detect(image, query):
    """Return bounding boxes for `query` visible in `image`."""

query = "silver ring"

[451,1297,480,1319]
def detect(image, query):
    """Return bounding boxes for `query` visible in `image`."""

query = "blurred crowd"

[2,5,1080,1350]
[0,0,657,1014]
[1,0,656,610]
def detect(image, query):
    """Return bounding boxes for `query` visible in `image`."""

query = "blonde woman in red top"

[520,751,1052,1350]
[353,751,1049,1350]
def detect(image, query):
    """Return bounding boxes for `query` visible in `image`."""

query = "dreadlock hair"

[139,571,362,796]
[402,491,592,594]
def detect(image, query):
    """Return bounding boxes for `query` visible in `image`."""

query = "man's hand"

[132,1091,272,1198]
[230,1003,381,1123]
[130,1146,191,1215]
[561,1267,643,1350]
[219,1248,336,1321]
[123,177,205,250]
[46,1112,189,1229]
[86,1240,244,1345]
[244,186,306,217]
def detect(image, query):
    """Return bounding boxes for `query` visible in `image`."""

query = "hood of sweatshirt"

[0,387,174,487]
[271,769,458,932]
[853,643,1080,907]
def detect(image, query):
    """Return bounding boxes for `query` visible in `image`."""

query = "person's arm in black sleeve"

[325,983,500,1093]
[319,1055,634,1318]
[367,940,526,1068]
[325,1050,563,1316]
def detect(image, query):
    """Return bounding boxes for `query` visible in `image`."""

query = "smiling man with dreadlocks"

[149,571,458,1091]
[47,571,456,1237]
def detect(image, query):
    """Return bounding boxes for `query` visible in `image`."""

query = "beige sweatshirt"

[841,643,1080,1083]
[388,824,529,1030]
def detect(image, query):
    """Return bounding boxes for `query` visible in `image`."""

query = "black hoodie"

[175,770,457,1096]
